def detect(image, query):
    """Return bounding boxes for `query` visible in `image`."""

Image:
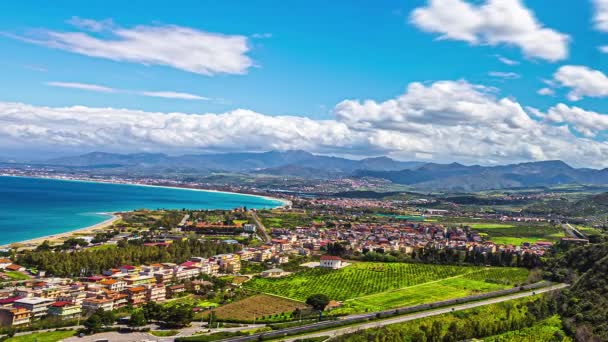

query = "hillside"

[548,243,608,341]
[8,151,608,191]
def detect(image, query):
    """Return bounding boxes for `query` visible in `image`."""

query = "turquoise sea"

[0,176,283,245]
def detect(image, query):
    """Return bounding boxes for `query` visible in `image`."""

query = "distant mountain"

[43,152,608,191]
[44,150,424,177]
[357,160,608,191]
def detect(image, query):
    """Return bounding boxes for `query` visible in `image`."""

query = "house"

[100,279,127,292]
[261,268,289,278]
[167,284,186,297]
[319,256,345,269]
[0,307,31,327]
[243,224,256,233]
[0,297,24,309]
[48,301,81,320]
[123,275,155,286]
[109,293,128,310]
[125,286,147,307]
[5,264,26,272]
[119,265,138,274]
[13,297,54,319]
[0,259,13,269]
[146,284,166,302]
[82,297,114,312]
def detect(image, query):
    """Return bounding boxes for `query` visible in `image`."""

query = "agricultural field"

[333,268,529,314]
[244,262,529,313]
[467,222,565,245]
[5,330,76,342]
[206,294,306,322]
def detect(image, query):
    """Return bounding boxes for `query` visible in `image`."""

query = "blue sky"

[0,0,608,167]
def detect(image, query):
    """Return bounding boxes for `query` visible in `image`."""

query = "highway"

[219,283,569,342]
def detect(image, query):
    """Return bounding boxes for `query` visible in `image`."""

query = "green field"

[6,330,76,342]
[3,271,30,280]
[244,262,529,314]
[467,222,564,245]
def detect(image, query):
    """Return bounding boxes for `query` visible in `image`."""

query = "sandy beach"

[0,175,289,249]
[2,214,121,250]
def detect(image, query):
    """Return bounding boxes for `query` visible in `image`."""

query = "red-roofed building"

[48,301,81,320]
[320,255,344,269]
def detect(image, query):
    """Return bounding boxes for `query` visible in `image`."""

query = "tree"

[306,294,330,321]
[128,310,147,327]
[84,313,102,333]
[306,294,330,312]
[161,304,193,328]
[143,302,163,322]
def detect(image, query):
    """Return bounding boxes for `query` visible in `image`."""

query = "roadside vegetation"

[331,295,565,342]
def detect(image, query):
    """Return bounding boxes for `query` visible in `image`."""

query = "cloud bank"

[2,80,608,167]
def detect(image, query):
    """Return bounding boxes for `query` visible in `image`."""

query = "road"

[250,211,271,243]
[563,223,587,239]
[220,283,569,342]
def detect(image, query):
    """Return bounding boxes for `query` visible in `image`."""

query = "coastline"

[1,174,291,208]
[0,175,291,249]
[0,214,121,249]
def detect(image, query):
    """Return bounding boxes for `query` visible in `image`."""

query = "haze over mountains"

[18,150,608,192]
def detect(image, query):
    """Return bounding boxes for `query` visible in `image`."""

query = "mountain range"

[22,150,608,191]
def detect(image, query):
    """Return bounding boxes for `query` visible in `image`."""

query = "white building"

[320,256,344,269]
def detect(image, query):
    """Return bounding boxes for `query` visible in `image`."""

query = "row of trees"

[84,302,195,334]
[327,242,543,268]
[19,238,240,277]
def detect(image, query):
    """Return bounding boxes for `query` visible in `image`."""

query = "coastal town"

[0,187,596,342]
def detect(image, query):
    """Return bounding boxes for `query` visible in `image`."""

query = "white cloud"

[410,0,570,61]
[537,87,555,96]
[600,46,608,53]
[488,71,520,79]
[543,103,608,137]
[495,55,520,65]
[4,80,608,167]
[594,0,608,31]
[139,91,209,101]
[66,17,114,32]
[12,19,253,76]
[45,81,208,101]
[553,65,608,101]
[46,82,116,93]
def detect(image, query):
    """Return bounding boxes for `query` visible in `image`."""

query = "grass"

[87,244,117,251]
[150,330,179,337]
[5,330,76,342]
[467,222,565,245]
[205,294,307,321]
[244,262,529,313]
[3,271,30,280]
